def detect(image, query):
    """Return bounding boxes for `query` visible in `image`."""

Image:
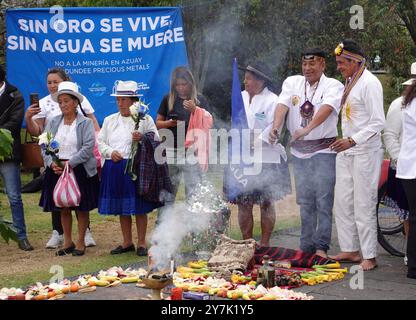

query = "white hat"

[402,62,416,86]
[52,81,84,103]
[111,80,140,97]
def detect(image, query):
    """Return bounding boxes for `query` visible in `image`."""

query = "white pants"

[334,149,383,259]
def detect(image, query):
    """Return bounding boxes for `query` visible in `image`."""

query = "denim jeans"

[292,153,336,253]
[0,161,27,240]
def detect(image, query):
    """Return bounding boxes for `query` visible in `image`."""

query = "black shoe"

[110,244,135,255]
[21,176,43,193]
[18,239,34,251]
[72,247,86,256]
[136,246,148,256]
[56,243,75,256]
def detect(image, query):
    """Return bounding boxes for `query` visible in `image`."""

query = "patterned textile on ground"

[254,246,336,268]
[208,235,257,273]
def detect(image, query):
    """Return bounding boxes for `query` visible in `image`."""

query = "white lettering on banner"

[18,19,48,33]
[127,15,171,32]
[127,28,183,51]
[99,38,122,53]
[8,17,184,53]
[100,18,123,32]
[7,35,36,51]
[42,39,95,53]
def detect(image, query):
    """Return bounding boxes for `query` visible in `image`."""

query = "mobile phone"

[30,93,39,106]
[169,113,178,120]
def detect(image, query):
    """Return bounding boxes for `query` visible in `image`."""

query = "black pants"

[402,179,416,278]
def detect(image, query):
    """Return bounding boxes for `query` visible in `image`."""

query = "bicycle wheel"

[377,183,406,257]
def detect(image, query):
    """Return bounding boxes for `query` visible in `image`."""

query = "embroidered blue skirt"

[98,159,161,215]
[384,166,410,220]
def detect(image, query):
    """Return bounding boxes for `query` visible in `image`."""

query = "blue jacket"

[42,113,97,177]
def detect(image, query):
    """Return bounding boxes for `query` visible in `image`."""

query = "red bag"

[53,163,81,208]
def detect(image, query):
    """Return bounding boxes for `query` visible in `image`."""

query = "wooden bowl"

[140,277,172,290]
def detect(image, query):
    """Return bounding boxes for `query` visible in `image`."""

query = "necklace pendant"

[300,100,314,128]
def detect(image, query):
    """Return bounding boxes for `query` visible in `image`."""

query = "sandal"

[56,243,75,256]
[72,247,86,256]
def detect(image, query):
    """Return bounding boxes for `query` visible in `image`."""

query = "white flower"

[38,132,49,145]
[129,103,138,117]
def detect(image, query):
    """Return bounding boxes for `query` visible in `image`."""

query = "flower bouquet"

[125,100,149,180]
[38,132,63,168]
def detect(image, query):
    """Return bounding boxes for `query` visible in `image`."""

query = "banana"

[93,280,110,287]
[187,261,205,269]
[120,277,139,284]
[98,276,120,283]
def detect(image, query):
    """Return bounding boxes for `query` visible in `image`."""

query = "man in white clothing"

[329,40,385,271]
[269,48,344,258]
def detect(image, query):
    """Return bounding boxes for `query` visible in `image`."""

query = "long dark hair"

[403,80,416,107]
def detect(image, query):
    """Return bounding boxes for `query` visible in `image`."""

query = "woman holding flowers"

[39,81,99,256]
[98,81,160,256]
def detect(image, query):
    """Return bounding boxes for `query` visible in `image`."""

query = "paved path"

[63,226,416,300]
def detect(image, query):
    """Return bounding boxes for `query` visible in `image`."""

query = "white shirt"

[55,120,78,160]
[383,96,403,161]
[33,94,95,125]
[98,113,159,160]
[242,87,283,163]
[278,74,344,159]
[341,69,385,155]
[396,99,416,179]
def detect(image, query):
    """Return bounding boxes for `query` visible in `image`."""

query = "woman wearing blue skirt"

[98,80,161,256]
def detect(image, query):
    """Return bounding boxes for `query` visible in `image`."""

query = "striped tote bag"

[53,163,81,208]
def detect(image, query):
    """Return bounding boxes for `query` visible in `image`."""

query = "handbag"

[53,163,81,208]
[21,131,44,169]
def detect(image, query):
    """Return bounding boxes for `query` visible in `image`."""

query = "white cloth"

[33,94,95,125]
[397,99,416,179]
[98,112,159,160]
[340,69,385,154]
[334,149,383,259]
[242,87,285,163]
[277,74,344,159]
[383,96,403,161]
[55,120,78,160]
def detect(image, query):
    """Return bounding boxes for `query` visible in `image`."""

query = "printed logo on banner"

[6,7,189,124]
[88,82,107,97]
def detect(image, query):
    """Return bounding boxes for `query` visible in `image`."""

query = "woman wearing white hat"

[39,81,99,256]
[24,68,98,249]
[98,80,161,256]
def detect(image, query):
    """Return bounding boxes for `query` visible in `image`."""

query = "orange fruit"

[47,291,56,299]
[70,284,79,292]
[33,295,47,300]
[61,286,70,294]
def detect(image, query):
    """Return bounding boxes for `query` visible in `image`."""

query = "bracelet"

[347,137,356,147]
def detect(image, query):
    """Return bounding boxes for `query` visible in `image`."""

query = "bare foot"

[359,259,377,271]
[328,251,362,263]
[315,250,328,258]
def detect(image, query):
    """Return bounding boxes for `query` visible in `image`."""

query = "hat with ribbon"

[111,80,140,97]
[52,81,84,103]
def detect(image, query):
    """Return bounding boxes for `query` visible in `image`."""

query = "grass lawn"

[0,168,300,289]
